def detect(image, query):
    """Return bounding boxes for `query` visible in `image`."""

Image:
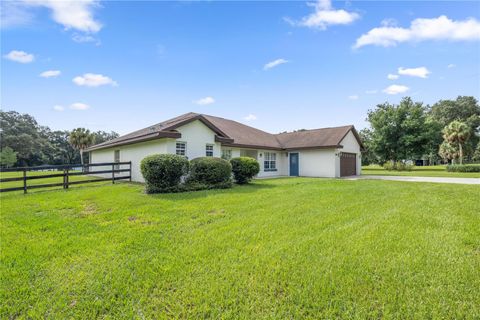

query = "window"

[206,144,214,157]
[221,149,232,160]
[264,152,277,171]
[176,142,186,156]
[114,150,120,170]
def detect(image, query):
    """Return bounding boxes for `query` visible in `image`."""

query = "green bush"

[446,164,480,172]
[230,157,260,184]
[188,157,232,187]
[140,154,189,193]
[383,161,414,171]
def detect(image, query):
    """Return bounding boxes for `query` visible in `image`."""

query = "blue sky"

[1,1,479,135]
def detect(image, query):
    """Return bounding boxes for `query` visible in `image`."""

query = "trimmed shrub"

[140,154,189,193]
[382,161,414,171]
[446,164,480,172]
[188,157,232,187]
[230,157,260,184]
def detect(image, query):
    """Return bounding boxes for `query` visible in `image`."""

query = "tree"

[0,147,18,168]
[93,131,119,144]
[429,96,480,159]
[69,128,95,165]
[0,111,53,166]
[358,128,378,165]
[366,97,431,163]
[442,121,471,164]
[49,131,80,164]
[438,141,458,163]
[472,142,480,162]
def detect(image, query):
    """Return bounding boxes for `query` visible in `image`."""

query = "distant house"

[86,112,363,182]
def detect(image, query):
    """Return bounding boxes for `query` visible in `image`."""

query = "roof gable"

[86,112,362,152]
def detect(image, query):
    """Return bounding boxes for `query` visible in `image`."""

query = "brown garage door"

[340,152,357,177]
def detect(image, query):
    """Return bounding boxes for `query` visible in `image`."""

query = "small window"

[264,152,277,171]
[206,144,214,157]
[176,142,186,156]
[221,149,232,160]
[114,150,120,170]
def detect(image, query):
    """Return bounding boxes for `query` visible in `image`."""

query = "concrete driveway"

[346,175,480,185]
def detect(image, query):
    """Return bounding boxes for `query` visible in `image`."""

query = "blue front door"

[289,153,299,176]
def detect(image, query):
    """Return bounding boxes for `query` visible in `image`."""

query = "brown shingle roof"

[275,125,354,149]
[86,112,362,151]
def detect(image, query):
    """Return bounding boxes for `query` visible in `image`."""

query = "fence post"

[112,164,115,184]
[23,169,27,194]
[66,168,69,189]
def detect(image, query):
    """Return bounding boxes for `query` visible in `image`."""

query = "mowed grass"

[1,178,479,319]
[362,165,480,178]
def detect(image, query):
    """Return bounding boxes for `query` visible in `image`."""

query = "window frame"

[176,142,187,157]
[205,144,214,157]
[221,149,232,160]
[264,152,277,172]
[114,150,120,170]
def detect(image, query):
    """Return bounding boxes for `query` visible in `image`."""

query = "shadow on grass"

[146,182,277,200]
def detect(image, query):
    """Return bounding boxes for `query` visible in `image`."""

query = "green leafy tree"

[438,141,458,163]
[472,142,480,162]
[0,111,53,166]
[0,147,18,168]
[49,131,80,164]
[429,96,480,159]
[358,128,378,165]
[93,131,120,144]
[442,121,471,164]
[366,97,431,162]
[69,128,95,165]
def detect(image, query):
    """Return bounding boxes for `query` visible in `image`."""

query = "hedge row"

[140,154,260,193]
[446,164,480,172]
[383,161,414,171]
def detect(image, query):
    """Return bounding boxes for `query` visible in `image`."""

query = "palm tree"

[69,128,95,165]
[442,121,471,164]
[438,141,458,163]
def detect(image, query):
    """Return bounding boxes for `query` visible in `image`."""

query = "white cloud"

[40,70,61,78]
[23,0,102,33]
[447,63,456,68]
[383,84,409,95]
[194,96,215,105]
[365,89,378,94]
[264,58,289,70]
[53,105,64,111]
[387,73,399,80]
[3,50,34,63]
[73,73,117,87]
[69,102,90,110]
[72,33,101,45]
[0,1,33,28]
[348,95,359,100]
[354,15,480,48]
[244,114,257,121]
[398,66,430,78]
[286,0,359,30]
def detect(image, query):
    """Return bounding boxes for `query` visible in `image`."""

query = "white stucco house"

[86,112,363,182]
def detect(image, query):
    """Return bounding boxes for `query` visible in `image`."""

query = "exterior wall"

[335,130,362,177]
[289,149,337,178]
[90,139,169,182]
[166,120,221,160]
[91,120,220,182]
[220,147,287,178]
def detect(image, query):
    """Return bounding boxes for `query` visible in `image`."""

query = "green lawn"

[362,165,480,178]
[1,178,479,318]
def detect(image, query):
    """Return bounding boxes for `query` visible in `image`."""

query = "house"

[86,112,363,182]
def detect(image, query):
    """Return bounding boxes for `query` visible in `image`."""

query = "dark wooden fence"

[0,162,131,194]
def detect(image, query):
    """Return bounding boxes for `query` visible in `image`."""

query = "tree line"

[361,96,480,165]
[0,111,119,168]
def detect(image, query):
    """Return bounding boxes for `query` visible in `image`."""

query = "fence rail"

[0,162,132,194]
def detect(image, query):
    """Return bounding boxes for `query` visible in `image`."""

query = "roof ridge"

[275,125,353,136]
